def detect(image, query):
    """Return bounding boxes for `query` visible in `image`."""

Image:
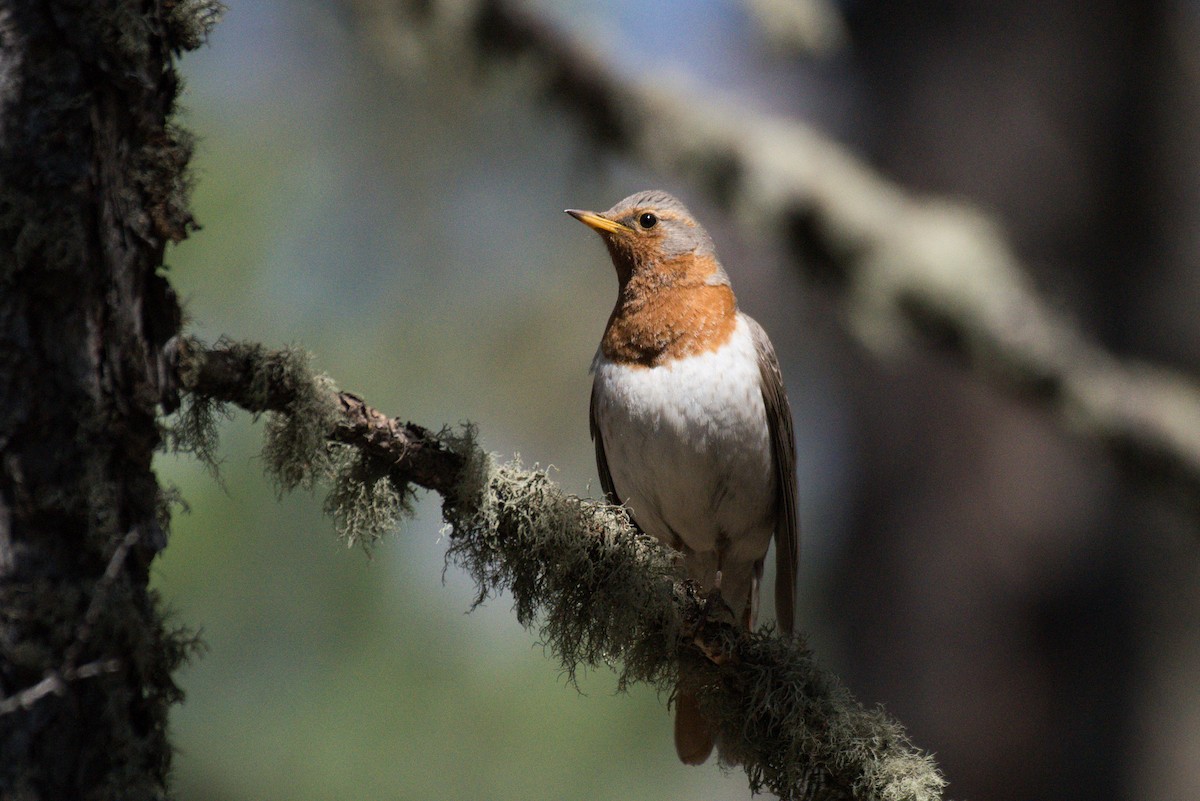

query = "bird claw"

[700,587,733,623]
[693,637,730,666]
[683,587,735,666]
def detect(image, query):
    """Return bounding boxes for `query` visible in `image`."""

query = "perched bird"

[566,190,799,765]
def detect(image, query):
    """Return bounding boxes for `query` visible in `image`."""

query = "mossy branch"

[742,0,849,57]
[173,337,945,801]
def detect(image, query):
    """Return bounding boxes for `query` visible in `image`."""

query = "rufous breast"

[601,253,738,368]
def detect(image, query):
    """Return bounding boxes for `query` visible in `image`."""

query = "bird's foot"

[693,588,735,666]
[699,587,734,624]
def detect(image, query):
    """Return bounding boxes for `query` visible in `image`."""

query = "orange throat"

[601,268,738,367]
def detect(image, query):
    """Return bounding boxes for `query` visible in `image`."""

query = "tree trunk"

[0,3,203,798]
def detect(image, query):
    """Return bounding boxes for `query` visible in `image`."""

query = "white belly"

[591,315,775,584]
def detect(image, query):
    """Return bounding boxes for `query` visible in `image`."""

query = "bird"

[566,190,799,765]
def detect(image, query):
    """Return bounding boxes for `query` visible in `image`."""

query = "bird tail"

[674,689,714,765]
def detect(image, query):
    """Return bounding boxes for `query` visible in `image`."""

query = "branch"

[173,338,945,801]
[0,660,123,717]
[742,0,849,57]
[0,530,139,719]
[175,338,464,496]
[342,0,1200,519]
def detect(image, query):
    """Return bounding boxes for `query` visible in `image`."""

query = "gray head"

[566,190,729,286]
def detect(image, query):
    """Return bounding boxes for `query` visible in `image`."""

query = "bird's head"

[566,190,727,288]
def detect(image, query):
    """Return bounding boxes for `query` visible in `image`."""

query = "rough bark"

[0,3,210,798]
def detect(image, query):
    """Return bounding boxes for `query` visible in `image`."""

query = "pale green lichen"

[256,348,340,495]
[442,452,683,689]
[169,339,416,548]
[165,0,225,53]
[438,442,944,801]
[323,445,414,550]
[700,630,946,800]
[173,342,945,800]
[167,392,231,476]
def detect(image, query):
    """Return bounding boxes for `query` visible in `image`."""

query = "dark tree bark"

[0,3,208,798]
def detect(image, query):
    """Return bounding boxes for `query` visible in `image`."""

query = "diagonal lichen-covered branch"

[174,337,464,496]
[343,0,1200,520]
[742,0,849,56]
[173,337,945,801]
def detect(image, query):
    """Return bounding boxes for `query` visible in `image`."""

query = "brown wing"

[746,315,800,636]
[590,378,622,507]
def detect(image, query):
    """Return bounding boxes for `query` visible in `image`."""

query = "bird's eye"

[638,212,658,229]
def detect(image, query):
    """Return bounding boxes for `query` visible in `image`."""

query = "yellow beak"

[565,209,632,235]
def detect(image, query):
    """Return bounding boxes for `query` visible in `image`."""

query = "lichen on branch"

[171,337,415,548]
[174,337,946,801]
[443,455,944,800]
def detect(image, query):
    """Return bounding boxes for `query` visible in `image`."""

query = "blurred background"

[155,1,1200,799]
